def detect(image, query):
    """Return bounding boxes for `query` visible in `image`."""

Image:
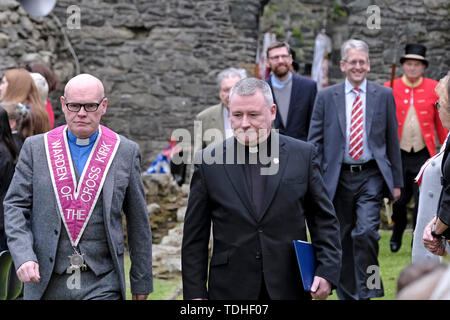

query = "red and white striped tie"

[349,87,363,160]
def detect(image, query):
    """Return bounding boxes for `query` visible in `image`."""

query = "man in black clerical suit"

[181,77,341,300]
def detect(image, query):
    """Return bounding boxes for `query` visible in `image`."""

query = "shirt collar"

[67,129,99,147]
[271,72,293,89]
[222,104,230,117]
[345,78,367,94]
[401,75,423,88]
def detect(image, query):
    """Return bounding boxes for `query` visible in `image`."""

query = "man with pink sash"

[4,74,153,300]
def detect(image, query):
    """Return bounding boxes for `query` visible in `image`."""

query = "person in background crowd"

[423,72,450,257]
[0,101,28,152]
[30,72,50,117]
[194,67,246,153]
[0,106,18,251]
[0,68,50,135]
[26,63,59,129]
[413,73,450,262]
[266,41,317,141]
[308,39,402,300]
[4,74,153,300]
[385,44,447,253]
[396,261,447,299]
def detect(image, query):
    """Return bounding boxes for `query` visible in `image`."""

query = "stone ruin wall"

[0,0,448,168]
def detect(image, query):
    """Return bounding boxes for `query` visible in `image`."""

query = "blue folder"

[293,240,316,291]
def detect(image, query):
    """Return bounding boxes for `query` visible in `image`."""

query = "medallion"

[68,252,87,271]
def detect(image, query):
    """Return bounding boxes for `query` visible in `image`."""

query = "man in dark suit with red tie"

[182,77,341,300]
[308,39,403,300]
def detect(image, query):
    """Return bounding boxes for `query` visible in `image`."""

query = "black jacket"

[182,132,341,299]
[267,73,317,141]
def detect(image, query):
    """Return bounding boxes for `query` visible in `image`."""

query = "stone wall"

[0,0,448,168]
[0,0,266,167]
[260,0,449,85]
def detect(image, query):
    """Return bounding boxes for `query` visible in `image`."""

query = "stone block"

[0,32,8,48]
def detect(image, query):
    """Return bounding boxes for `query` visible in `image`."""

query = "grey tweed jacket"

[3,130,153,300]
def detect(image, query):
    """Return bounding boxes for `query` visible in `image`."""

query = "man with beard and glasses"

[266,42,317,141]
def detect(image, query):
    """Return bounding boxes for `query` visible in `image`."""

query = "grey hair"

[217,67,247,88]
[229,77,274,108]
[30,72,49,106]
[341,39,369,61]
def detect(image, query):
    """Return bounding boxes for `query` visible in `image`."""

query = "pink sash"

[45,125,120,246]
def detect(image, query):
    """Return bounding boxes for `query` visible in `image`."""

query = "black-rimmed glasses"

[64,97,105,112]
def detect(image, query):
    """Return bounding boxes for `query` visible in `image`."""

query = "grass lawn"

[328,229,413,300]
[123,254,181,300]
[124,230,413,300]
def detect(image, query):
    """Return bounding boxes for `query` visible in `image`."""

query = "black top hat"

[400,43,428,67]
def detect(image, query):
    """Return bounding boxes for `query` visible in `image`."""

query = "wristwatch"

[431,223,445,240]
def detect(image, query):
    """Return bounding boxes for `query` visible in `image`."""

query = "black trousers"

[392,148,430,240]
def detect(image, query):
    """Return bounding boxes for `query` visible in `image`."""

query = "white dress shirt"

[343,78,374,164]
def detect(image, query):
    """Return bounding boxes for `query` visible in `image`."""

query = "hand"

[423,217,447,256]
[16,261,40,283]
[392,188,401,203]
[310,276,331,300]
[132,294,148,300]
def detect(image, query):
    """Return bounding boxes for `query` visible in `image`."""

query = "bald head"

[61,74,108,139]
[64,74,104,100]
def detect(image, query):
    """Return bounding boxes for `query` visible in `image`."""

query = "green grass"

[123,253,181,300]
[328,230,413,300]
[124,230,413,300]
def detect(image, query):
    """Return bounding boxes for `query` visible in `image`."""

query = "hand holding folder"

[293,240,332,299]
[293,240,316,291]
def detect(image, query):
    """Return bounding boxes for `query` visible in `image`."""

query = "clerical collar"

[243,133,273,156]
[67,129,99,146]
[271,72,293,89]
[249,146,258,154]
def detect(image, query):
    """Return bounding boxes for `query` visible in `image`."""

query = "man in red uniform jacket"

[384,43,447,252]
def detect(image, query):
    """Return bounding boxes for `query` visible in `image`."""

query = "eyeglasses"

[343,59,367,67]
[268,54,291,61]
[64,97,105,112]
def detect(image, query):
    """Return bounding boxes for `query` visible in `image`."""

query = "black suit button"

[255,251,261,260]
[49,257,53,263]
[54,229,58,235]
[258,229,263,233]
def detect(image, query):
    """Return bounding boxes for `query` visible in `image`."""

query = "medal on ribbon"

[45,125,120,270]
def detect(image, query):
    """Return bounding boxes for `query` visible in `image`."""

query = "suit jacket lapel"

[259,133,288,220]
[102,167,114,225]
[365,81,376,137]
[211,104,225,137]
[333,83,346,138]
[267,77,285,131]
[285,74,300,128]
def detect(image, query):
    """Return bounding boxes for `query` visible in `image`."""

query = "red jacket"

[384,76,447,157]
